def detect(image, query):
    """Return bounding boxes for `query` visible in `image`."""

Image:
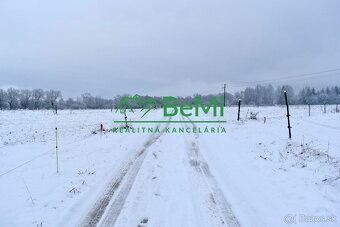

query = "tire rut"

[182,117,241,227]
[80,124,167,227]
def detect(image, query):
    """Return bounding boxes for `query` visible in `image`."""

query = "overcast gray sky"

[1,0,340,98]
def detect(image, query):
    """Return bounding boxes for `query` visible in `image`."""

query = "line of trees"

[0,85,339,110]
[234,85,293,105]
[0,89,113,110]
[234,85,340,105]
[0,89,62,110]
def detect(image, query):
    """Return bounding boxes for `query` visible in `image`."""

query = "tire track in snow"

[80,123,167,227]
[182,117,241,227]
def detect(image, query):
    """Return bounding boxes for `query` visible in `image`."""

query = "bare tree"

[81,93,95,109]
[19,90,33,109]
[0,89,8,109]
[46,90,61,111]
[32,89,44,109]
[7,88,19,109]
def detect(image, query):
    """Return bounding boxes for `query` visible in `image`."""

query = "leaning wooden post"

[308,104,310,117]
[55,127,59,173]
[237,99,241,121]
[284,91,292,139]
[124,111,128,128]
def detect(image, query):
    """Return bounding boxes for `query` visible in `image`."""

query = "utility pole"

[284,91,292,139]
[223,84,226,107]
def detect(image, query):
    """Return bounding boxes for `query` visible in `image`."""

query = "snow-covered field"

[0,106,339,227]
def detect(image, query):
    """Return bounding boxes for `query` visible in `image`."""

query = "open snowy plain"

[0,106,339,227]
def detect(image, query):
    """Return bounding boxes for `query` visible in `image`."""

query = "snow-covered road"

[87,117,240,227]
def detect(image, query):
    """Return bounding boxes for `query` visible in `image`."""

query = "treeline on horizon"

[0,85,340,110]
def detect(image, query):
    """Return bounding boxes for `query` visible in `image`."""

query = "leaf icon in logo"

[115,94,158,118]
[140,97,158,118]
[115,95,135,114]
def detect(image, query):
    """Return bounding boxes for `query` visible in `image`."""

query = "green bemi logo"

[115,94,224,119]
[163,96,224,117]
[113,95,226,130]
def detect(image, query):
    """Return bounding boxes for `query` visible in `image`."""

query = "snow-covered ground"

[0,106,339,227]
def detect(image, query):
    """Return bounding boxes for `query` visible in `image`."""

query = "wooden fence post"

[284,91,292,139]
[237,99,241,121]
[55,127,59,173]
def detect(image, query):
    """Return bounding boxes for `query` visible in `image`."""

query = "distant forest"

[0,85,340,110]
